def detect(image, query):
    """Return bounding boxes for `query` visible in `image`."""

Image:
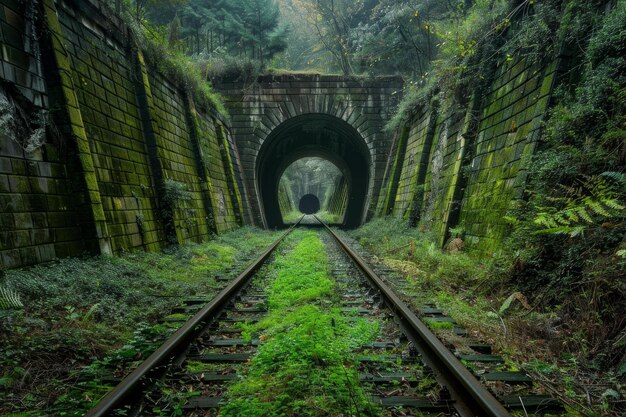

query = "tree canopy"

[133,0,511,79]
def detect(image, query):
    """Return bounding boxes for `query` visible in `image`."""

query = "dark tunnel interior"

[256,114,371,229]
[298,194,321,214]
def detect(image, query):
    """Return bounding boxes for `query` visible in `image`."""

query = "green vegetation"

[129,0,287,82]
[220,231,378,416]
[0,227,281,416]
[350,210,625,415]
[316,211,342,224]
[107,0,227,115]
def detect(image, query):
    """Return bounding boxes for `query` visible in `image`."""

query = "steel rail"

[86,218,303,417]
[316,215,511,417]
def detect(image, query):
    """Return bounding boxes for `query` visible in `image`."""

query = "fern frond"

[534,214,557,228]
[564,208,580,223]
[576,206,594,223]
[600,171,626,184]
[533,226,585,236]
[568,226,585,237]
[603,199,625,211]
[0,286,23,310]
[615,87,626,105]
[553,212,569,226]
[586,198,611,217]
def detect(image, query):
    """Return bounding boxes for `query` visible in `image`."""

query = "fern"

[0,286,23,310]
[533,173,625,236]
[600,171,626,183]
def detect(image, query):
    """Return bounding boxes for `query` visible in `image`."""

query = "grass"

[0,226,282,416]
[220,231,379,417]
[281,211,303,223]
[316,210,343,224]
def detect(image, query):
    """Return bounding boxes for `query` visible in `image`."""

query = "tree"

[353,0,445,76]
[143,0,287,65]
[292,0,370,75]
[133,0,187,22]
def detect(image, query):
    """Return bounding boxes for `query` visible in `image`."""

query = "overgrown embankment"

[372,2,625,413]
[0,227,281,416]
[349,216,625,416]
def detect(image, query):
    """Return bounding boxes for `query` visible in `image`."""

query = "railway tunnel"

[256,114,371,229]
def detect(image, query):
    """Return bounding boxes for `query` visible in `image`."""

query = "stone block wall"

[0,0,46,106]
[195,111,240,233]
[146,73,213,243]
[325,176,348,221]
[0,0,246,269]
[458,59,557,252]
[56,3,163,252]
[386,107,436,220]
[379,29,560,253]
[0,125,92,267]
[1,0,91,267]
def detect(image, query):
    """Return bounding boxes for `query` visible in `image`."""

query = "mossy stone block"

[1,249,21,267]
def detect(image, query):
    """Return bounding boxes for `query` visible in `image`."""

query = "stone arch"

[213,74,404,227]
[256,114,371,228]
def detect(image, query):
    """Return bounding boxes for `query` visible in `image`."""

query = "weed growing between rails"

[0,227,282,416]
[219,231,379,417]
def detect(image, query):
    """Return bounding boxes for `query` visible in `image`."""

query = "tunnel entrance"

[298,194,320,214]
[256,114,371,229]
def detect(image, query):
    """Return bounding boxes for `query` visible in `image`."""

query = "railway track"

[85,216,560,417]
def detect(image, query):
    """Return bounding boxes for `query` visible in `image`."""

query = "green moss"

[422,318,455,331]
[220,232,378,416]
[217,124,244,224]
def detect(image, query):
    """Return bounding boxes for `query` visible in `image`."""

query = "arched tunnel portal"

[256,114,371,228]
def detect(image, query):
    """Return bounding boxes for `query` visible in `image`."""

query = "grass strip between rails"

[220,231,379,417]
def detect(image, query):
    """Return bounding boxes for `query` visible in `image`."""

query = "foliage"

[508,0,626,299]
[288,0,371,75]
[374,0,513,129]
[0,286,23,310]
[352,0,440,77]
[532,173,625,237]
[316,211,342,224]
[201,55,262,83]
[162,178,192,206]
[494,3,626,411]
[0,85,47,153]
[0,227,281,415]
[220,232,378,416]
[503,0,561,63]
[107,0,227,116]
[349,217,496,291]
[385,78,438,132]
[140,0,287,77]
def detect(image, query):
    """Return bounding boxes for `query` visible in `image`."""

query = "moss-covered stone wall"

[0,0,94,267]
[0,0,245,268]
[457,59,557,253]
[56,3,163,252]
[146,73,214,243]
[379,14,561,253]
[325,176,349,221]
